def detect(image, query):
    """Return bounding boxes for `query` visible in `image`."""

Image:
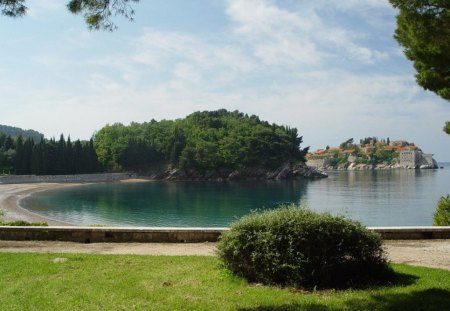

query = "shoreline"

[0,174,152,225]
[0,183,83,225]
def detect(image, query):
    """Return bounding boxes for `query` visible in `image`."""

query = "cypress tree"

[14,136,24,174]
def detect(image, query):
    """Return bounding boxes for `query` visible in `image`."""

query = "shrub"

[217,205,392,289]
[433,195,450,226]
[1,220,48,226]
[0,210,48,226]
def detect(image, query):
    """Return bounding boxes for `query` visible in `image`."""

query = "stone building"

[399,150,437,168]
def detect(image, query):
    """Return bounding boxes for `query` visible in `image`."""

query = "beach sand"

[0,183,81,225]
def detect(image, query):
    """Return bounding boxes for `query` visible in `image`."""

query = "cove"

[21,163,450,227]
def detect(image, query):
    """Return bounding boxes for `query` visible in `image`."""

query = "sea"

[21,163,450,227]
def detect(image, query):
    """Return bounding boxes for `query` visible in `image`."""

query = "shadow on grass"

[346,288,450,311]
[238,304,328,311]
[239,288,450,311]
[238,272,450,311]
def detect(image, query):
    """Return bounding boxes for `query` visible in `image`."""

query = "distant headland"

[306,137,438,170]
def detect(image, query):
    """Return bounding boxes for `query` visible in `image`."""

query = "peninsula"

[306,137,438,170]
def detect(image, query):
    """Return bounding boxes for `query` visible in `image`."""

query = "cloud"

[225,0,389,67]
[2,0,450,160]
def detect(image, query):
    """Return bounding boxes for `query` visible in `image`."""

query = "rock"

[276,165,292,180]
[293,164,327,178]
[144,163,328,181]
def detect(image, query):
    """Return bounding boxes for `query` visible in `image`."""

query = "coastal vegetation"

[1,110,309,178]
[93,109,308,173]
[0,133,100,175]
[1,253,450,310]
[217,206,391,289]
[0,209,47,226]
[433,195,450,226]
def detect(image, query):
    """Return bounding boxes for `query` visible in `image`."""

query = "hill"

[0,125,43,141]
[94,109,310,176]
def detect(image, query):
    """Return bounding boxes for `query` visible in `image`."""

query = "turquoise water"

[21,163,450,227]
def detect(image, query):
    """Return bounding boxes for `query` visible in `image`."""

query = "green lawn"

[1,253,450,310]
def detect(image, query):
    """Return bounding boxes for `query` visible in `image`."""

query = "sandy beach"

[0,183,81,225]
[0,175,151,224]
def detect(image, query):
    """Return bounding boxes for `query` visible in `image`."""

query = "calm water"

[21,163,450,227]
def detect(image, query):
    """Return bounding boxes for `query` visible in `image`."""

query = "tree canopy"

[0,134,101,175]
[0,0,139,30]
[93,109,309,172]
[444,121,450,135]
[390,0,450,101]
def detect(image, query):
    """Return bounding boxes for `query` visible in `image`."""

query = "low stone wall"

[0,227,227,243]
[0,173,130,184]
[1,226,450,243]
[368,226,450,240]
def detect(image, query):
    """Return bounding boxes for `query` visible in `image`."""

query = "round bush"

[217,205,392,288]
[433,195,450,226]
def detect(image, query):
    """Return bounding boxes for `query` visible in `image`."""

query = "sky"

[1,0,449,161]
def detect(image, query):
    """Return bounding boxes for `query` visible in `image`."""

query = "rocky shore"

[148,163,328,181]
[314,162,439,171]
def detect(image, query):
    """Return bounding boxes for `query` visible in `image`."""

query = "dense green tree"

[390,1,450,135]
[390,0,450,101]
[0,0,139,30]
[0,134,102,175]
[444,121,450,135]
[94,109,309,172]
[14,136,24,174]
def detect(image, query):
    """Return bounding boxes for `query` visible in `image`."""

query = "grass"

[0,210,48,226]
[1,253,450,310]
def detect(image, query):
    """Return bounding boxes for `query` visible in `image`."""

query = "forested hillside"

[94,109,309,172]
[0,124,44,142]
[1,110,308,176]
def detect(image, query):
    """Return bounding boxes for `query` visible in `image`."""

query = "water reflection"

[20,166,450,227]
[22,180,310,227]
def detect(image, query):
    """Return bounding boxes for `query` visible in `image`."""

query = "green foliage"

[0,0,26,17]
[371,148,398,164]
[217,205,392,289]
[0,134,101,175]
[67,0,139,31]
[0,211,48,226]
[390,0,450,101]
[0,220,48,226]
[1,0,138,31]
[329,151,348,166]
[433,195,450,226]
[94,110,309,172]
[444,121,450,135]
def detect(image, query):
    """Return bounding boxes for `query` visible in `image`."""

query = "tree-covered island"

[93,109,325,180]
[0,110,327,180]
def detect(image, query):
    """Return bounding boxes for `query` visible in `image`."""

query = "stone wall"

[0,226,226,243]
[1,226,450,242]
